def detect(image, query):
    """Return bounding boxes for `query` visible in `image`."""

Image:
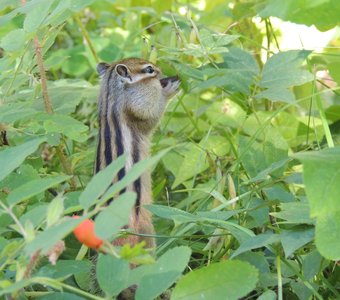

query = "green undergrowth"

[0,1,340,299]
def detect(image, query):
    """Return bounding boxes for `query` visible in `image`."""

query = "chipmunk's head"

[97,58,180,127]
[97,58,180,100]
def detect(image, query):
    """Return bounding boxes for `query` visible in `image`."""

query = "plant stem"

[75,15,99,63]
[33,36,54,114]
[55,146,77,189]
[33,36,77,188]
[312,74,334,148]
[0,202,27,238]
[20,0,77,189]
[277,255,283,300]
[26,277,105,300]
[58,281,105,300]
[23,250,41,279]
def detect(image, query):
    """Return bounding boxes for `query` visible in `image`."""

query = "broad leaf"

[46,194,65,228]
[294,147,340,260]
[94,192,136,240]
[79,154,126,209]
[280,228,314,257]
[96,254,130,297]
[259,50,313,89]
[100,149,169,202]
[129,246,192,300]
[258,0,340,31]
[255,88,295,103]
[172,260,258,300]
[36,259,92,279]
[0,28,26,52]
[25,217,82,255]
[0,138,45,182]
[270,202,313,224]
[7,175,70,206]
[231,232,280,259]
[23,0,54,32]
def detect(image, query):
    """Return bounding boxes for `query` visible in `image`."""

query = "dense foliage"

[0,0,340,299]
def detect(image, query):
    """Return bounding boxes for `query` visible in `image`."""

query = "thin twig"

[34,36,77,189]
[33,37,54,114]
[23,250,41,279]
[0,202,27,238]
[74,15,99,63]
[277,255,283,300]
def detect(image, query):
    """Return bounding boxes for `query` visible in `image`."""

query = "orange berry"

[72,216,103,249]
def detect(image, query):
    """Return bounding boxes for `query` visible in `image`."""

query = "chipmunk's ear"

[115,64,132,82]
[96,62,110,78]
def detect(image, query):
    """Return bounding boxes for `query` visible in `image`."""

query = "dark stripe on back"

[103,69,114,166]
[131,130,141,214]
[112,105,126,195]
[95,139,101,173]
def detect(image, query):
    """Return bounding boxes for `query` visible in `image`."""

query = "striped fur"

[95,58,180,247]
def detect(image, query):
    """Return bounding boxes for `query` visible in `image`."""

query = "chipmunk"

[95,58,180,248]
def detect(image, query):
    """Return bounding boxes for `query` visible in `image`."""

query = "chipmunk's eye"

[143,66,154,74]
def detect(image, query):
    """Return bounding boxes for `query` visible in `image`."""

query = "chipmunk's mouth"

[160,76,180,88]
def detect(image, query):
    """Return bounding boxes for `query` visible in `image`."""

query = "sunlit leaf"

[79,155,126,209]
[172,260,258,300]
[0,138,45,182]
[293,147,340,260]
[7,175,70,206]
[94,192,136,240]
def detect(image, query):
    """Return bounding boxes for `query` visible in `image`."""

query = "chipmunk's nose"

[160,76,180,88]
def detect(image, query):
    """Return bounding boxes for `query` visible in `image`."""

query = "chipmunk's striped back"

[95,58,180,247]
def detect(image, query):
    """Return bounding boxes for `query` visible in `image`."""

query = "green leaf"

[0,138,45,182]
[79,154,126,209]
[293,147,340,260]
[258,0,340,31]
[290,281,314,300]
[69,0,96,11]
[25,217,82,255]
[46,194,65,228]
[280,228,314,257]
[146,205,199,223]
[171,143,208,188]
[94,192,136,240]
[129,246,192,300]
[39,114,89,142]
[260,50,313,89]
[172,260,258,300]
[255,88,295,103]
[23,0,54,32]
[100,149,169,202]
[0,102,37,124]
[20,204,48,228]
[39,293,84,300]
[293,147,340,216]
[231,233,280,259]
[205,98,247,128]
[7,175,70,206]
[302,250,324,280]
[257,290,277,300]
[96,254,130,297]
[0,28,26,52]
[270,202,313,224]
[237,252,270,275]
[239,128,288,179]
[36,259,91,279]
[315,211,340,260]
[62,52,91,77]
[197,47,259,94]
[0,277,62,297]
